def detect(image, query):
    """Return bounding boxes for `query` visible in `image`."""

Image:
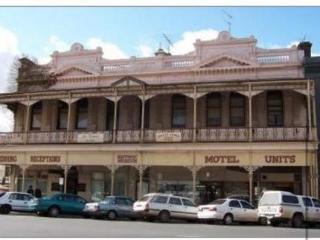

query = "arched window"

[106,99,114,131]
[57,101,68,130]
[30,101,42,130]
[267,91,283,127]
[230,92,246,126]
[206,93,222,127]
[171,94,186,128]
[76,98,88,130]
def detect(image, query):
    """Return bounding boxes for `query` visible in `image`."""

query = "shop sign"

[116,155,138,165]
[155,132,182,142]
[30,155,61,164]
[264,155,296,164]
[204,155,240,164]
[77,133,104,143]
[0,155,17,164]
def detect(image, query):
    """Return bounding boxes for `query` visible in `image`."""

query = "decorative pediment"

[198,55,255,69]
[111,76,146,88]
[56,66,97,77]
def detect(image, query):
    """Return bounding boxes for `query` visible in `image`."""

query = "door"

[8,193,24,211]
[311,198,320,222]
[228,200,242,221]
[115,197,131,217]
[168,197,184,219]
[240,200,257,222]
[181,198,198,219]
[301,197,313,222]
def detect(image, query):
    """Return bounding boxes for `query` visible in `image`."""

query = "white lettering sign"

[155,131,182,142]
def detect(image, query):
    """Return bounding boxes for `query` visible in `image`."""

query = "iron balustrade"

[0,127,310,144]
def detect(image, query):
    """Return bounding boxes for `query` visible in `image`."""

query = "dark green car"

[35,193,88,217]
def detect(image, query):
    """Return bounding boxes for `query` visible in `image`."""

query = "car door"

[114,197,130,217]
[8,193,23,211]
[228,200,242,221]
[301,197,313,222]
[19,194,34,211]
[124,198,135,218]
[240,200,257,222]
[181,198,198,219]
[168,197,184,219]
[74,196,87,214]
[311,198,320,222]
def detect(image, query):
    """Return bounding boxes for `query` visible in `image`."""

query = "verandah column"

[112,90,118,144]
[248,83,253,142]
[140,92,145,143]
[20,165,28,192]
[193,86,197,143]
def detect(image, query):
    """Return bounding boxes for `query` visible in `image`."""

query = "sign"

[30,155,61,163]
[116,155,138,165]
[59,177,64,186]
[0,155,17,164]
[204,155,240,164]
[77,133,104,143]
[264,155,296,164]
[155,131,182,142]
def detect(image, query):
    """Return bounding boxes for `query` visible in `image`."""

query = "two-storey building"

[0,31,318,204]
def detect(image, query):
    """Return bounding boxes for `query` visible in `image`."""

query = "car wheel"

[223,214,233,225]
[292,214,303,228]
[107,211,117,220]
[48,206,60,218]
[259,217,268,226]
[0,205,11,214]
[158,211,170,223]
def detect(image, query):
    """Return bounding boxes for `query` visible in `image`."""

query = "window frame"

[56,101,68,130]
[171,94,187,129]
[206,92,222,127]
[30,101,42,130]
[267,91,284,127]
[229,92,246,127]
[75,98,89,130]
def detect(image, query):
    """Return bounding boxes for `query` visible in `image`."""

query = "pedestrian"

[27,185,34,195]
[35,188,42,198]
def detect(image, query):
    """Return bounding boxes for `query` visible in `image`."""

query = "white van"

[258,191,304,228]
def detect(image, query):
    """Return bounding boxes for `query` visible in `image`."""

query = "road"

[0,213,319,238]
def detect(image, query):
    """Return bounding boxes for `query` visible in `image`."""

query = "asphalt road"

[0,213,320,238]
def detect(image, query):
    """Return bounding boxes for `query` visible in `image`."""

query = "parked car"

[258,191,304,228]
[297,195,320,226]
[35,193,88,217]
[198,198,258,225]
[0,191,37,214]
[227,194,250,203]
[83,196,137,220]
[133,193,198,223]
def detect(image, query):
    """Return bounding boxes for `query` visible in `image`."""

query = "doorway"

[66,166,78,195]
[197,181,224,204]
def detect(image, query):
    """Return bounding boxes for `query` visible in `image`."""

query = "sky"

[0,6,319,131]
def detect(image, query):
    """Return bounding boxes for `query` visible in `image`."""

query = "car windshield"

[259,193,280,206]
[209,199,226,205]
[139,195,152,202]
[0,192,5,198]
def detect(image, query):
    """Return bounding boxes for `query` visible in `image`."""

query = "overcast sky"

[0,7,319,131]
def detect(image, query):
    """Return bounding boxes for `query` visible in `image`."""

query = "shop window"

[57,101,68,130]
[267,91,284,127]
[230,92,245,127]
[106,100,114,131]
[91,172,105,202]
[30,101,42,130]
[206,93,221,127]
[76,98,88,130]
[171,94,186,128]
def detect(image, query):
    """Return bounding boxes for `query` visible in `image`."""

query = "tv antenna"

[162,33,173,53]
[222,9,233,33]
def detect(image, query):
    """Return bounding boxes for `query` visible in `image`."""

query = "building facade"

[0,31,318,204]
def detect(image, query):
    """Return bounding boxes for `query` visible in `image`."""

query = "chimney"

[298,41,312,58]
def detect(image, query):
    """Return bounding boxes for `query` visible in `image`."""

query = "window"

[230,92,245,126]
[0,192,5,198]
[139,195,152,202]
[169,197,182,205]
[106,100,114,131]
[30,101,42,130]
[144,100,150,129]
[76,98,88,129]
[210,199,226,205]
[302,197,313,207]
[229,200,241,208]
[76,196,87,204]
[57,101,68,130]
[240,201,254,209]
[206,93,221,127]
[115,198,129,205]
[182,198,195,207]
[172,94,186,128]
[9,193,18,200]
[282,195,299,204]
[151,196,169,204]
[267,91,284,127]
[312,198,320,207]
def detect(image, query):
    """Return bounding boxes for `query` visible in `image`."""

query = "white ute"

[258,191,304,228]
[198,198,258,225]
